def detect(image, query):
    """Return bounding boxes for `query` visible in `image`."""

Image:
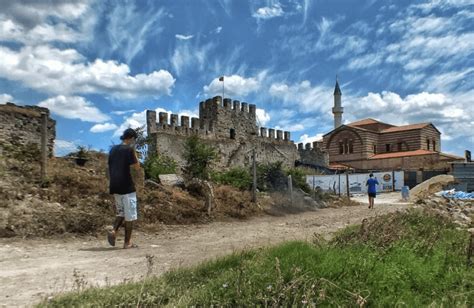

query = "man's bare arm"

[131,150,144,191]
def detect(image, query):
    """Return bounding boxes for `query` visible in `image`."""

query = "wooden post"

[288,175,293,205]
[338,173,341,196]
[40,112,48,182]
[392,170,395,192]
[345,171,350,200]
[251,148,257,203]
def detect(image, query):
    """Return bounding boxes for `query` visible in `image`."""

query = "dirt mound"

[409,175,455,202]
[0,154,263,238]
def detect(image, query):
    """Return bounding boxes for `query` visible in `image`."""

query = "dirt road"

[0,193,409,307]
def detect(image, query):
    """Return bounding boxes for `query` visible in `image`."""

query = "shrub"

[75,146,89,159]
[143,153,177,181]
[183,134,216,180]
[212,167,252,190]
[285,167,311,194]
[256,161,287,191]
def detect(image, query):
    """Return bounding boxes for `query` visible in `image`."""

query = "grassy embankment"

[41,209,474,307]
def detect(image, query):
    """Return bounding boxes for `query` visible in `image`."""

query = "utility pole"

[251,148,257,202]
[40,112,48,183]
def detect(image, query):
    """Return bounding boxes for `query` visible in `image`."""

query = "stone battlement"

[200,96,257,116]
[147,96,292,144]
[146,96,328,171]
[297,140,324,151]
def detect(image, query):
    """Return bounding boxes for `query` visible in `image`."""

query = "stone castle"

[146,96,328,170]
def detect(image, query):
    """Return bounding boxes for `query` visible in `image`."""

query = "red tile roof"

[347,118,382,127]
[369,149,437,160]
[381,123,430,133]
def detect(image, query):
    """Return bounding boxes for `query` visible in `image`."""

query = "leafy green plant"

[183,134,216,180]
[285,167,311,194]
[143,153,177,181]
[256,161,287,191]
[133,125,150,161]
[75,146,89,159]
[211,167,252,190]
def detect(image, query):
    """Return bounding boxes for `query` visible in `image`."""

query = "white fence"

[306,171,404,195]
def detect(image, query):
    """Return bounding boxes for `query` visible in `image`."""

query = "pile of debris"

[410,175,473,227]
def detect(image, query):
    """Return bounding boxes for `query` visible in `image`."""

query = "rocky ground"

[0,193,409,307]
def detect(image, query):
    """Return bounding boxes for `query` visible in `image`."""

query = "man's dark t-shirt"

[108,144,138,194]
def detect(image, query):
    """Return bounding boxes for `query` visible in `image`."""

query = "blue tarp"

[436,189,474,200]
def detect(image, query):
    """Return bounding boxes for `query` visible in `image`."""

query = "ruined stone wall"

[151,129,298,170]
[0,103,55,157]
[297,141,329,167]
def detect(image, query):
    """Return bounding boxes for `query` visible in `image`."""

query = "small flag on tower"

[219,76,224,81]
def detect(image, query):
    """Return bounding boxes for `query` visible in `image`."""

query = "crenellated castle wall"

[146,96,328,170]
[297,141,329,167]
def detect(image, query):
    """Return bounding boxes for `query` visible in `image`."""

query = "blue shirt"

[366,178,379,194]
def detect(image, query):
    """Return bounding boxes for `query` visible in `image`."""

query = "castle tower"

[332,78,343,129]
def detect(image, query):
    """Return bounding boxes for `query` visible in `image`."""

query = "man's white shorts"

[114,192,137,221]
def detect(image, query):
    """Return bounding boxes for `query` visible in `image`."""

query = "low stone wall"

[0,103,56,157]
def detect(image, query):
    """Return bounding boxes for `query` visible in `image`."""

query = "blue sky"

[0,0,472,156]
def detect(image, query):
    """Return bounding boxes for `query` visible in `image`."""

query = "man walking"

[366,173,379,209]
[107,128,141,249]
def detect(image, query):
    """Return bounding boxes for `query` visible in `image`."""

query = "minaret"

[332,77,343,129]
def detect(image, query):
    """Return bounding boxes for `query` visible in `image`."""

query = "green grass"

[41,209,474,307]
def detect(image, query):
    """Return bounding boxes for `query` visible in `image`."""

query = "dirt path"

[0,193,409,307]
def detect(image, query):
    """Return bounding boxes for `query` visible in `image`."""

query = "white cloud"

[276,123,305,131]
[0,17,80,44]
[0,45,175,98]
[0,1,89,28]
[175,34,194,40]
[424,68,474,92]
[0,0,92,45]
[203,74,262,97]
[171,41,215,76]
[269,80,333,113]
[256,108,270,126]
[299,133,323,145]
[0,93,14,103]
[38,95,109,123]
[347,4,474,76]
[55,139,77,157]
[214,26,223,34]
[347,53,384,70]
[105,3,165,64]
[90,122,118,133]
[111,109,136,115]
[253,4,284,19]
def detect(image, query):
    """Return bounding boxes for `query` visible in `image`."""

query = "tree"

[183,134,216,180]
